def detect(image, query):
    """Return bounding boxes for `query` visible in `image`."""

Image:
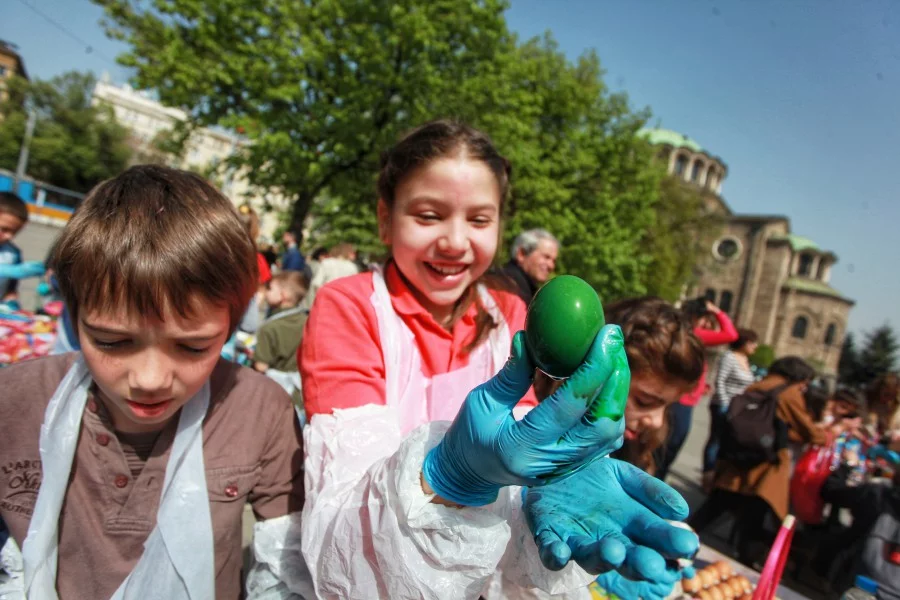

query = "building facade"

[0,39,28,106]
[92,78,286,238]
[645,128,854,376]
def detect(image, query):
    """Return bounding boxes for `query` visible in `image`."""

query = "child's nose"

[129,350,174,393]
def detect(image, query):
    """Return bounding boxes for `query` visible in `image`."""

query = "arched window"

[792,316,808,339]
[824,323,837,346]
[690,161,702,182]
[674,154,688,176]
[719,291,734,314]
[706,166,718,190]
[798,254,814,277]
[704,288,717,302]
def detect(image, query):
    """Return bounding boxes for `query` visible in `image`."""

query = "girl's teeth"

[430,264,466,275]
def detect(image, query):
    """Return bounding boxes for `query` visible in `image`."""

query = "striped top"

[713,350,755,407]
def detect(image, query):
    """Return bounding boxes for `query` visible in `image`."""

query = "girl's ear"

[377,199,392,246]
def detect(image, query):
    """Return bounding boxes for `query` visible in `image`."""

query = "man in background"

[501,228,559,304]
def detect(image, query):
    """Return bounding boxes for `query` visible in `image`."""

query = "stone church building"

[645,129,854,376]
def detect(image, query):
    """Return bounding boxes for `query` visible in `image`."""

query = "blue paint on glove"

[422,326,630,506]
[524,458,699,580]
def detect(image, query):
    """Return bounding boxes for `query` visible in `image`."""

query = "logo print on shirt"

[1,459,42,517]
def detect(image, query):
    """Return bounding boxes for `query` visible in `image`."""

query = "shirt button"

[114,474,129,488]
[96,433,110,446]
[224,484,239,498]
[87,399,99,413]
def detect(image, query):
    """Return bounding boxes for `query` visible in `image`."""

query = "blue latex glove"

[524,458,699,580]
[422,326,630,505]
[595,571,677,600]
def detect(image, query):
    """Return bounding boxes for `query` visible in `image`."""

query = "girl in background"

[702,328,758,490]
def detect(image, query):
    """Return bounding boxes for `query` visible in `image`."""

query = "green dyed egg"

[525,275,604,379]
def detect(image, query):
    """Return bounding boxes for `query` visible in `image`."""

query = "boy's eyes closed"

[91,338,209,355]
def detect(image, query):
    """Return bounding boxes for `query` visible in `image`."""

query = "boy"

[0,166,305,599]
[0,191,28,304]
[254,270,308,403]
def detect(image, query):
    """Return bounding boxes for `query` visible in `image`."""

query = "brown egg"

[720,582,736,599]
[699,569,714,588]
[715,560,733,580]
[697,590,713,600]
[734,575,752,594]
[683,576,703,594]
[709,584,724,600]
[727,577,744,597]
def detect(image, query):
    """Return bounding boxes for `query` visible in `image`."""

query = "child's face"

[0,213,26,245]
[78,297,230,434]
[833,400,858,419]
[265,281,285,308]
[624,371,689,442]
[378,156,501,323]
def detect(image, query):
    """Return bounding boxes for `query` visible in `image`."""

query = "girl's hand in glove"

[422,327,630,506]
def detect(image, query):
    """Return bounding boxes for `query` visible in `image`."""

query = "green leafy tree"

[96,0,663,298]
[95,0,514,234]
[642,175,723,301]
[750,344,776,370]
[838,332,864,386]
[0,72,131,193]
[858,325,899,385]
[310,33,664,299]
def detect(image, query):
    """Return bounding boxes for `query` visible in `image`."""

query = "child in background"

[0,191,28,306]
[254,270,309,404]
[604,297,706,475]
[0,166,305,599]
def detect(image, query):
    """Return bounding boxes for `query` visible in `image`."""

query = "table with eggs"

[672,545,809,600]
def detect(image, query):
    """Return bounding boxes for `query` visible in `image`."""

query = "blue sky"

[2,0,898,338]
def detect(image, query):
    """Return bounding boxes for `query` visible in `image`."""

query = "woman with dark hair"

[701,328,759,490]
[689,356,827,565]
[654,297,738,481]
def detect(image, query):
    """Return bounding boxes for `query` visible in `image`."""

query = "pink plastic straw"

[752,515,796,600]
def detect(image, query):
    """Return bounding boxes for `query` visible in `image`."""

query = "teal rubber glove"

[524,458,699,580]
[422,325,630,506]
[594,571,677,600]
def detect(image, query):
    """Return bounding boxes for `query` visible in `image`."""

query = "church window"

[798,254,814,277]
[704,288,717,302]
[824,323,837,346]
[674,154,688,176]
[792,316,808,339]
[720,291,734,314]
[707,168,718,190]
[690,161,702,182]
[714,236,741,261]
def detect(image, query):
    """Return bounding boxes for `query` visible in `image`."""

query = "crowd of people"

[0,119,897,599]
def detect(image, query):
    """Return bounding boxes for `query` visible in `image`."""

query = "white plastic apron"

[21,356,215,600]
[369,266,510,433]
[261,306,306,397]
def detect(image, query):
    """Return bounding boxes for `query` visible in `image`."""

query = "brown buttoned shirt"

[0,353,304,599]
